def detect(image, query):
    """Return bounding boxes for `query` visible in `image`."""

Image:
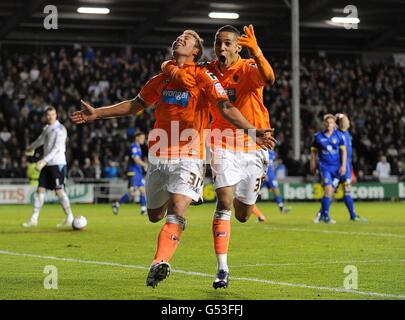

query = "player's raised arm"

[238,24,275,85]
[71,97,145,124]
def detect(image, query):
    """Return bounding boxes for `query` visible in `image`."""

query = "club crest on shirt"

[332,138,337,144]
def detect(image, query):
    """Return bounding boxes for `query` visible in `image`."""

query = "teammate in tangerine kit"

[162,24,276,289]
[71,30,275,288]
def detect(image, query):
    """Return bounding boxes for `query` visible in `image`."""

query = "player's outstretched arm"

[238,24,275,85]
[216,100,277,149]
[161,60,197,89]
[71,97,145,124]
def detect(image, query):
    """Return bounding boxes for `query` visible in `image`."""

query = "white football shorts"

[210,148,269,205]
[145,157,205,209]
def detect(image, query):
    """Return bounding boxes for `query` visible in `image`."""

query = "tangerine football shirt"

[207,57,271,152]
[139,61,228,159]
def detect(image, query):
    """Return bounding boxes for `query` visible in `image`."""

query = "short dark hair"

[215,25,241,37]
[135,132,145,138]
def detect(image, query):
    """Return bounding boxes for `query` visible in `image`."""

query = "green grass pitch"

[0,202,404,300]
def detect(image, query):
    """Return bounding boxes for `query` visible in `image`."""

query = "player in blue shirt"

[253,150,291,222]
[335,113,366,222]
[310,114,347,224]
[112,132,148,215]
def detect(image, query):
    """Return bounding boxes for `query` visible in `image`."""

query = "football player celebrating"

[162,24,276,289]
[72,29,275,288]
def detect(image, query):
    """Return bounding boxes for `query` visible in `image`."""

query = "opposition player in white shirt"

[22,106,75,228]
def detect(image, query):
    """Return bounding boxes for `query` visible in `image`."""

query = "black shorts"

[38,165,67,190]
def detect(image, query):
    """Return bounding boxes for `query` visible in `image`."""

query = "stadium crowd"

[1,46,404,180]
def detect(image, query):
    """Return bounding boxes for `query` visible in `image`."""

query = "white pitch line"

[1,249,404,299]
[230,259,405,268]
[265,227,405,239]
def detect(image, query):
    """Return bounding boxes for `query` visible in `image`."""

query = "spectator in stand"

[68,159,85,179]
[375,156,391,179]
[93,156,102,179]
[83,157,96,178]
[103,160,120,179]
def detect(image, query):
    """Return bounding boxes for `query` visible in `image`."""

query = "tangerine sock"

[152,215,185,264]
[251,205,263,218]
[213,209,231,271]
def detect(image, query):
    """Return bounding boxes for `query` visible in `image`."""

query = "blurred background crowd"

[1,45,404,180]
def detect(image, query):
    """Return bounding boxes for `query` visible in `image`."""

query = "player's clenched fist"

[71,100,97,123]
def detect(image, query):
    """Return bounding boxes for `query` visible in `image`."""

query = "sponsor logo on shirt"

[162,90,190,107]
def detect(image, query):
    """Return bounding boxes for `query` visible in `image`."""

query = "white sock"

[213,209,231,272]
[166,214,186,230]
[58,190,73,221]
[31,192,45,222]
[213,209,231,221]
[217,254,229,272]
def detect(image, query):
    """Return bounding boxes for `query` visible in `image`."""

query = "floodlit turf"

[0,201,404,300]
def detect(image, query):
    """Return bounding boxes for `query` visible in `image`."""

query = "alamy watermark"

[343,265,358,290]
[43,5,58,30]
[43,265,58,289]
[343,5,358,30]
